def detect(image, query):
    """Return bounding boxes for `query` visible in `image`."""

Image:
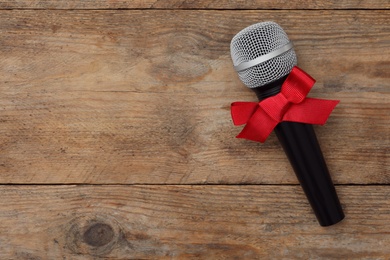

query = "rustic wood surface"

[0,0,389,10]
[0,1,389,259]
[1,185,390,259]
[0,10,388,184]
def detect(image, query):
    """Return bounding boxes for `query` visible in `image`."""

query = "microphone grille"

[230,21,297,88]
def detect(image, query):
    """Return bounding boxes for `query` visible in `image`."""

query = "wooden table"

[0,1,389,259]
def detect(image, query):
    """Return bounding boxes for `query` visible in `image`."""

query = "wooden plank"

[0,185,389,259]
[0,10,389,184]
[0,0,388,10]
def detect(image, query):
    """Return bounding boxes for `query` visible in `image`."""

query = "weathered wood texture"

[1,2,389,259]
[0,10,389,184]
[0,185,389,259]
[0,0,389,9]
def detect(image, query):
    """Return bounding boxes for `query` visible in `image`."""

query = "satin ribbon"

[231,66,339,143]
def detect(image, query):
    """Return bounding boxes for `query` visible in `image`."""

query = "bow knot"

[231,66,339,143]
[259,92,290,122]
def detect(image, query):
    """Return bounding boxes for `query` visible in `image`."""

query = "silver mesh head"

[230,21,297,88]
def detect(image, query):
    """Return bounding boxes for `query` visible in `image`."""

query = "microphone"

[230,21,344,226]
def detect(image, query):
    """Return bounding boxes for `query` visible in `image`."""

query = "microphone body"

[230,21,344,226]
[253,77,344,226]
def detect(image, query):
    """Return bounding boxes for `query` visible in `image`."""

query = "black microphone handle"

[253,76,344,226]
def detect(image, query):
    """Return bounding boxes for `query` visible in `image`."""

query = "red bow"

[231,66,339,143]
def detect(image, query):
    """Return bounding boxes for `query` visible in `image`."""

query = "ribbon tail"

[231,102,259,125]
[236,108,278,143]
[283,98,340,125]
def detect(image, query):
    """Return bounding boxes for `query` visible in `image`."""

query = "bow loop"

[282,66,315,104]
[230,66,339,143]
[231,102,259,126]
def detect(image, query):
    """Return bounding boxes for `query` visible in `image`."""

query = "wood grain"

[0,185,389,259]
[0,0,389,10]
[0,10,389,184]
[1,4,389,259]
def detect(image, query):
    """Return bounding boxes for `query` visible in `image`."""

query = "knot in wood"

[83,223,114,247]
